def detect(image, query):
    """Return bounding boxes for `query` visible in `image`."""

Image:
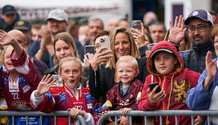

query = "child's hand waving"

[35,74,59,97]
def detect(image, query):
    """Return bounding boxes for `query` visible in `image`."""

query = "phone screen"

[149,82,161,93]
[132,20,142,31]
[85,45,95,54]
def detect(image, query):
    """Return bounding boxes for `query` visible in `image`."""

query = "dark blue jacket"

[179,41,216,73]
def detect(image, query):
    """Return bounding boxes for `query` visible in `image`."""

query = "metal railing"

[0,111,86,125]
[97,110,218,125]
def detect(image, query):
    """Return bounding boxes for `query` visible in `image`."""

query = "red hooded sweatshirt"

[138,41,201,125]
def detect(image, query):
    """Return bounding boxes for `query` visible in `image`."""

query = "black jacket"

[179,41,216,73]
[89,56,149,103]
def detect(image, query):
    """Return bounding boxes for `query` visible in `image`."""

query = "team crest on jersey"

[11,100,32,110]
[59,93,67,102]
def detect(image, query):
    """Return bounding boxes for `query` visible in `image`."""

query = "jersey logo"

[11,100,32,110]
[87,103,93,109]
[59,93,67,102]
[3,76,8,86]
[18,76,27,86]
[9,77,19,93]
[94,105,102,113]
[173,80,191,103]
[45,92,52,101]
[22,85,30,93]
[85,93,94,102]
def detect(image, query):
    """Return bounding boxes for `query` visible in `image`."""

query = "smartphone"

[148,82,161,93]
[100,37,111,54]
[84,45,95,58]
[132,20,142,31]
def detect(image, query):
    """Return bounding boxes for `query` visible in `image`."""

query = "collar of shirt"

[65,84,82,100]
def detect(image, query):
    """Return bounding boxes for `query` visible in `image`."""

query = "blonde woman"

[89,27,148,103]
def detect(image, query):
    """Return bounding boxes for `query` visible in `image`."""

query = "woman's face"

[59,61,83,89]
[114,33,131,59]
[55,40,74,62]
[4,46,15,71]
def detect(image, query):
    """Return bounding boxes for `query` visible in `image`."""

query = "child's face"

[55,40,74,62]
[2,14,16,25]
[117,62,138,85]
[4,46,15,71]
[153,51,178,76]
[59,61,83,89]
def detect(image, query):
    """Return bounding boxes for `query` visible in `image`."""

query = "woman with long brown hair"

[89,27,148,103]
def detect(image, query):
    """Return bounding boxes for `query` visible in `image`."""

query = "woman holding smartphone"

[89,27,149,103]
[83,30,110,68]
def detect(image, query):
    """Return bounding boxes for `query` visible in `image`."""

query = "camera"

[101,38,105,43]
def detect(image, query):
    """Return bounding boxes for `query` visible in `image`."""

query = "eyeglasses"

[188,25,210,33]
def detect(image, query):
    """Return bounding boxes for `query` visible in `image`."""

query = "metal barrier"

[97,110,218,125]
[0,111,86,125]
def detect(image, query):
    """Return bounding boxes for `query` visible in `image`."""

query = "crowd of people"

[1,3,218,125]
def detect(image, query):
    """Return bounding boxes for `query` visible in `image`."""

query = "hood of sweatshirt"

[147,41,184,76]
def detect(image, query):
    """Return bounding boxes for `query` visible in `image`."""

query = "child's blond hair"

[59,57,83,72]
[116,55,138,70]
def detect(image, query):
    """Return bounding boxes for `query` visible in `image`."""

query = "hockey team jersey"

[33,84,100,124]
[0,50,40,111]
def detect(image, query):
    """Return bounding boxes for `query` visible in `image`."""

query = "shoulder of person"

[132,79,143,87]
[137,56,147,63]
[81,87,90,93]
[50,86,63,94]
[179,49,193,57]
